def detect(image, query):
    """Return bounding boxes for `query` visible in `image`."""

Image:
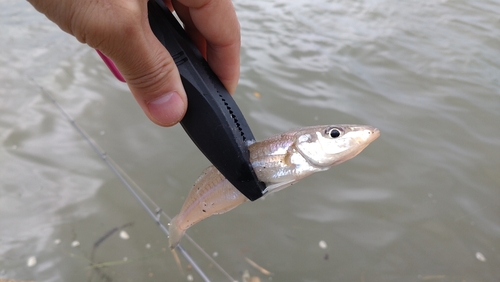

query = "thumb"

[103,19,187,127]
[28,0,186,126]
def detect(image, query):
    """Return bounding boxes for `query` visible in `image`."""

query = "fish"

[168,124,380,248]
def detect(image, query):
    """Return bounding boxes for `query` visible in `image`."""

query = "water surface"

[1,0,499,281]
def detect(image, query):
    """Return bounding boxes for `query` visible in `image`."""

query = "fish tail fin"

[168,215,185,249]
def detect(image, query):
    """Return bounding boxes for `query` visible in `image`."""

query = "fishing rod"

[31,79,237,282]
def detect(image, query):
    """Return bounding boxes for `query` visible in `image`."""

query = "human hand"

[28,0,241,127]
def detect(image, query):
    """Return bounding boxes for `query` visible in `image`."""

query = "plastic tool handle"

[148,0,265,201]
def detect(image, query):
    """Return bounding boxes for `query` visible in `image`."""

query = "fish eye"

[327,127,342,138]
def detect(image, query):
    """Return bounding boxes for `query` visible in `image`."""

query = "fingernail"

[147,92,185,126]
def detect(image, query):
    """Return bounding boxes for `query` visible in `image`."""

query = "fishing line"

[31,79,237,282]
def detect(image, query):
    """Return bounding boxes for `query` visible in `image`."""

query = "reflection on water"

[1,0,500,281]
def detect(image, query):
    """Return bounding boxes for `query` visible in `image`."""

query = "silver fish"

[169,124,380,248]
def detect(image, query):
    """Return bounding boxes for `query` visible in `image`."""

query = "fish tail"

[168,215,185,249]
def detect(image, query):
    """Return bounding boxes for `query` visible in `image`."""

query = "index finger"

[174,0,241,93]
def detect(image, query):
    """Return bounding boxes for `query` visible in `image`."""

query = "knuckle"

[69,3,142,48]
[126,54,178,95]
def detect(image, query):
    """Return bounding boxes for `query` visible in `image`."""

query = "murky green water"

[1,0,500,281]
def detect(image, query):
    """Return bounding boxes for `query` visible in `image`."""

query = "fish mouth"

[368,127,381,142]
[349,126,380,155]
[359,126,380,144]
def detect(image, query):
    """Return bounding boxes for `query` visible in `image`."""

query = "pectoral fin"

[263,179,296,195]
